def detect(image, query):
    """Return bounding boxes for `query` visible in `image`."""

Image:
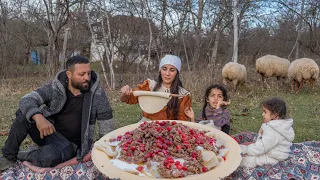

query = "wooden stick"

[169,94,185,97]
[127,91,185,97]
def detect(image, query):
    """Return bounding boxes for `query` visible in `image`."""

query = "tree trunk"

[141,0,153,77]
[47,30,56,77]
[232,0,238,63]
[190,0,203,70]
[182,35,190,71]
[102,9,116,90]
[160,0,166,55]
[210,28,221,66]
[86,10,111,89]
[295,0,305,59]
[60,27,69,70]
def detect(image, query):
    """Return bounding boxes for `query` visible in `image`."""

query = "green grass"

[110,88,320,143]
[0,78,319,152]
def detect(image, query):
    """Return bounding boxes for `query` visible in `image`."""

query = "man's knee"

[34,143,75,167]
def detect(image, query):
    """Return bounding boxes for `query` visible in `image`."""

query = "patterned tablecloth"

[1,132,319,180]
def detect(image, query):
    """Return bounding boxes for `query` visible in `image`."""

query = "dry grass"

[0,66,319,150]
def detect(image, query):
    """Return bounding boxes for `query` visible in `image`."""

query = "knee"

[34,143,75,167]
[33,147,61,167]
[14,110,29,124]
[59,142,76,162]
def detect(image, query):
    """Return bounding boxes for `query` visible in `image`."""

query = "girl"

[120,54,192,121]
[240,98,295,168]
[185,84,231,134]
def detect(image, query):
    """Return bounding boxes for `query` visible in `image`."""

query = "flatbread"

[202,150,217,162]
[133,91,171,114]
[94,141,118,157]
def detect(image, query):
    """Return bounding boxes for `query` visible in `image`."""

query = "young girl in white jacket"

[240,97,295,168]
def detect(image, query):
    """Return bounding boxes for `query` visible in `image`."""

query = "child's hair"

[261,98,287,119]
[202,84,229,119]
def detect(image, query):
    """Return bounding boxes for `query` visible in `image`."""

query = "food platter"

[92,120,241,180]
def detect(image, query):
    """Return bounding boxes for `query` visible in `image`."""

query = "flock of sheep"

[222,54,320,92]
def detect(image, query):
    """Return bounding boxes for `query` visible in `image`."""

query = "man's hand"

[32,114,55,139]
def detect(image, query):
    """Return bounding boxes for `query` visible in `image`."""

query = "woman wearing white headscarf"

[120,54,192,121]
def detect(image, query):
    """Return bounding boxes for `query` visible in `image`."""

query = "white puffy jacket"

[240,119,295,168]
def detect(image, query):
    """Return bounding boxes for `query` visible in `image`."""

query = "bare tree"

[41,0,71,76]
[100,6,116,89]
[209,0,227,67]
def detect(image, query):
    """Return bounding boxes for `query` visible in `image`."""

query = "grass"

[110,88,320,143]
[0,72,319,151]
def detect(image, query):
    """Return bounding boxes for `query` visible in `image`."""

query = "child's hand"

[184,107,195,122]
[217,100,231,109]
[241,153,248,157]
[259,128,264,135]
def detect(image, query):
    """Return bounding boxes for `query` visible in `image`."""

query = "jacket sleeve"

[177,94,192,121]
[246,124,280,156]
[96,87,115,138]
[19,81,53,121]
[213,108,230,127]
[125,80,151,104]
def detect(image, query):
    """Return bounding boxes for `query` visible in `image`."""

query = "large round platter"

[92,120,241,180]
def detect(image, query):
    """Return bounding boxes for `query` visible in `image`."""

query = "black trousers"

[1,110,76,167]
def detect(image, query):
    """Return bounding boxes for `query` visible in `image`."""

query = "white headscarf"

[159,55,182,72]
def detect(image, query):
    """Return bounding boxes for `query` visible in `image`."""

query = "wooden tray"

[92,120,242,180]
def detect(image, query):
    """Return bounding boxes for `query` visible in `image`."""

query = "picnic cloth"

[1,132,319,180]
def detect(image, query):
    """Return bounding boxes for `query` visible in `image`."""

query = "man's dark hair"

[261,97,287,119]
[66,55,90,71]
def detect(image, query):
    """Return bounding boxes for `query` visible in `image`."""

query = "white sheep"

[288,58,319,93]
[222,62,247,91]
[255,55,290,84]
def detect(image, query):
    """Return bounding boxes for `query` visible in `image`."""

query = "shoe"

[17,145,39,162]
[0,156,16,172]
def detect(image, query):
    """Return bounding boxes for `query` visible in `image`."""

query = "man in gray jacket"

[0,55,115,172]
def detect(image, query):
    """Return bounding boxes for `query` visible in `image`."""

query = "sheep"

[255,55,290,86]
[288,58,319,93]
[222,62,247,91]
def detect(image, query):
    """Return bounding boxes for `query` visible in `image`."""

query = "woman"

[120,54,192,121]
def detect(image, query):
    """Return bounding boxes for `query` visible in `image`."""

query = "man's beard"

[71,79,90,92]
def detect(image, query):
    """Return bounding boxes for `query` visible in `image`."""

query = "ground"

[0,74,319,151]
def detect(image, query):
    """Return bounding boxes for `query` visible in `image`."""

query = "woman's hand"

[184,107,195,122]
[120,85,132,95]
[120,85,132,102]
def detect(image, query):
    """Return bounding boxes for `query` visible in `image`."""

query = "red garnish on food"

[136,166,144,172]
[110,121,224,178]
[202,167,208,172]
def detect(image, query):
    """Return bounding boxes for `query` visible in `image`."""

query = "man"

[0,56,115,172]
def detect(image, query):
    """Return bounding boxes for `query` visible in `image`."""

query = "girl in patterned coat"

[185,84,231,134]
